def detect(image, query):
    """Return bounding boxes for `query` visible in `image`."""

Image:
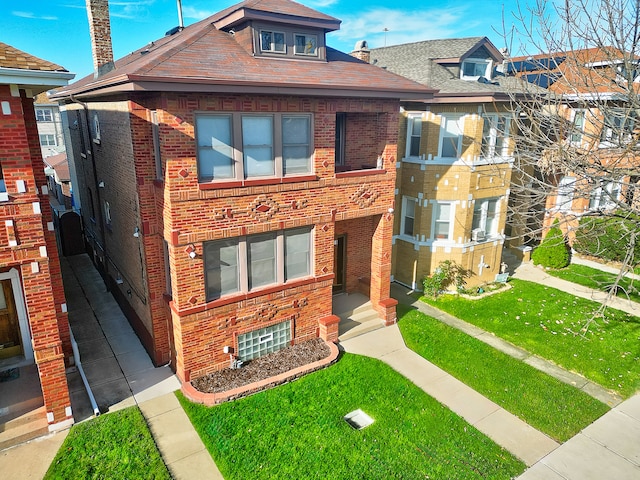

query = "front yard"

[423,278,640,397]
[178,354,526,479]
[546,264,640,303]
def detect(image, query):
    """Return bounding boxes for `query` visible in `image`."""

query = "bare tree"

[501,0,640,325]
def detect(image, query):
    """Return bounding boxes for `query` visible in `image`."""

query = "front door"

[0,279,22,359]
[333,235,346,293]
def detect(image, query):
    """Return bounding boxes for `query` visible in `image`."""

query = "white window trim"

[461,59,492,80]
[437,114,465,159]
[472,197,500,240]
[599,108,636,146]
[569,109,586,145]
[36,108,53,122]
[431,200,455,243]
[204,227,314,301]
[481,114,511,158]
[195,112,313,183]
[405,113,423,158]
[555,176,576,211]
[589,179,621,210]
[400,196,418,239]
[39,134,57,146]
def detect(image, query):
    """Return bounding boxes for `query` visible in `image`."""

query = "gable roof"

[369,37,532,100]
[0,42,68,72]
[53,0,432,101]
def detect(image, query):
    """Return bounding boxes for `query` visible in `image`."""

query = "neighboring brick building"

[0,42,75,428]
[365,37,520,288]
[53,0,432,382]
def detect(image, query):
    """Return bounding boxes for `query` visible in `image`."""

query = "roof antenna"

[177,0,184,29]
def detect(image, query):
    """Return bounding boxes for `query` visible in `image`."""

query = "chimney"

[86,0,115,78]
[351,40,371,64]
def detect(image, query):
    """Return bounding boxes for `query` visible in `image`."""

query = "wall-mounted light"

[98,181,105,188]
[133,226,140,238]
[184,244,197,259]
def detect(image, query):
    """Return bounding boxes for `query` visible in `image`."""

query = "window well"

[344,409,374,430]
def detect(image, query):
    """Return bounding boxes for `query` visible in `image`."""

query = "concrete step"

[0,406,49,451]
[338,316,385,342]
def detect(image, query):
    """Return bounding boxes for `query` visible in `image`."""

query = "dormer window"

[294,34,317,56]
[260,30,285,53]
[461,59,491,80]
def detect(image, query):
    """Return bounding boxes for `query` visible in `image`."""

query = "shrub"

[531,221,570,268]
[423,260,471,299]
[573,213,640,263]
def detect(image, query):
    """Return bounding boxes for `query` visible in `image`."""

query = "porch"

[332,292,386,341]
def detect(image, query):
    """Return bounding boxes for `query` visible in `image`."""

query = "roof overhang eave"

[0,67,75,94]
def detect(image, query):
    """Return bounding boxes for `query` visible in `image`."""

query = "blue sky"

[1,0,540,80]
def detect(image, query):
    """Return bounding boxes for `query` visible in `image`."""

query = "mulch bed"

[191,338,331,394]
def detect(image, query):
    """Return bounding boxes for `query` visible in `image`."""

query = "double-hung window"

[36,108,53,122]
[589,179,621,210]
[406,114,422,157]
[570,110,586,144]
[472,198,499,237]
[439,115,464,158]
[556,176,576,211]
[39,134,57,147]
[260,30,285,53]
[481,114,511,157]
[600,109,636,144]
[196,113,312,182]
[433,202,454,240]
[401,196,418,237]
[204,227,313,301]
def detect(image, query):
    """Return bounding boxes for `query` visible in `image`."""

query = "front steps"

[333,293,386,341]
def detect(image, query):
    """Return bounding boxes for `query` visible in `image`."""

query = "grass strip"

[178,354,525,480]
[423,278,640,397]
[44,406,170,480]
[547,264,640,303]
[397,304,609,441]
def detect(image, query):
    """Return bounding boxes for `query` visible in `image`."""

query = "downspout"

[70,329,100,416]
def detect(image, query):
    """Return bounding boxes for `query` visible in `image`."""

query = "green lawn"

[397,305,609,441]
[44,406,170,480]
[178,354,525,480]
[423,279,640,397]
[547,264,640,303]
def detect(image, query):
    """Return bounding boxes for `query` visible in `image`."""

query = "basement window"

[237,320,291,361]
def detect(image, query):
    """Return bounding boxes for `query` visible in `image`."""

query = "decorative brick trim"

[181,340,339,405]
[198,175,318,191]
[336,169,385,179]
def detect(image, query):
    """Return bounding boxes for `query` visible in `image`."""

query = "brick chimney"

[86,0,115,78]
[350,40,371,64]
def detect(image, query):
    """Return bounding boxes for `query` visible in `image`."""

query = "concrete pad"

[443,388,501,425]
[541,434,640,479]
[65,367,87,393]
[82,355,124,386]
[169,450,224,480]
[90,377,134,413]
[339,324,405,358]
[139,393,181,419]
[108,331,147,356]
[477,332,531,360]
[68,317,104,343]
[127,367,181,404]
[582,410,640,466]
[617,394,640,421]
[101,318,136,339]
[146,408,206,464]
[475,408,559,466]
[77,338,114,363]
[523,355,589,388]
[517,463,567,480]
[117,350,154,377]
[68,386,95,423]
[0,430,68,480]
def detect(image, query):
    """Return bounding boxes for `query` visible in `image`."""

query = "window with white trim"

[238,320,291,361]
[196,113,312,182]
[600,109,636,144]
[461,59,491,80]
[204,227,312,301]
[438,115,464,158]
[472,198,499,237]
[433,202,454,240]
[481,114,510,157]
[260,30,285,53]
[401,196,418,237]
[35,108,53,122]
[556,176,576,211]
[406,114,422,157]
[570,110,586,143]
[589,179,621,210]
[294,34,317,56]
[39,134,57,147]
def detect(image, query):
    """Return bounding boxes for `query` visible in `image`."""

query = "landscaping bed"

[192,338,331,393]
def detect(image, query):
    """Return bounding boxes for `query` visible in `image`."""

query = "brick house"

[0,42,75,429]
[508,48,640,240]
[361,37,519,288]
[53,0,432,382]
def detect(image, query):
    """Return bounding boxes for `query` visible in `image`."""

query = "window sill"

[198,175,317,190]
[0,191,8,202]
[335,168,385,179]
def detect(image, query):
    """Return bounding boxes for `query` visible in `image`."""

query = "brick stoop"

[182,341,340,406]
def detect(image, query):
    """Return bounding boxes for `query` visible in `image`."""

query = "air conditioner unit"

[472,228,486,242]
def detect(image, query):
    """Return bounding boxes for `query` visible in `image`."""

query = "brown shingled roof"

[212,0,340,26]
[0,42,67,72]
[53,0,432,100]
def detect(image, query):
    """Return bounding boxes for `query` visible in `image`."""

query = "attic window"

[261,30,285,53]
[294,34,317,56]
[461,59,491,80]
